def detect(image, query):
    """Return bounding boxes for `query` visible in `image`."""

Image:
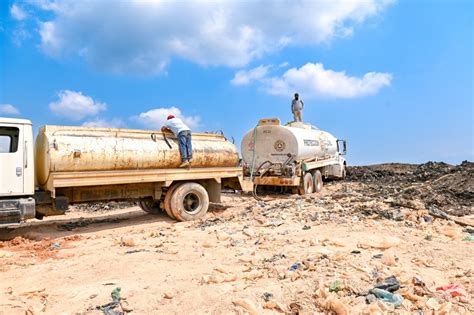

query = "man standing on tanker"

[291,92,304,122]
[161,115,193,168]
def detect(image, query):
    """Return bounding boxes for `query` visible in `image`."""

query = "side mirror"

[337,140,347,155]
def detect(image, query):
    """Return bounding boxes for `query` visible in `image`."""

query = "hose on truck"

[249,126,265,201]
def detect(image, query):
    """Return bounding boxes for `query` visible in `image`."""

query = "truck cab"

[0,117,35,224]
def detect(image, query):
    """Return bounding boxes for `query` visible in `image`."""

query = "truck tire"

[170,182,209,221]
[313,170,323,193]
[298,172,314,195]
[341,166,347,180]
[164,183,183,220]
[138,198,163,214]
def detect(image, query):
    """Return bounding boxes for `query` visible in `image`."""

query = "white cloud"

[49,90,106,120]
[133,107,200,130]
[231,65,271,86]
[0,104,20,115]
[82,118,124,128]
[264,63,392,98]
[10,4,27,21]
[27,0,393,75]
[232,62,392,99]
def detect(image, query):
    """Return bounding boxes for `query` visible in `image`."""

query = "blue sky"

[0,0,472,165]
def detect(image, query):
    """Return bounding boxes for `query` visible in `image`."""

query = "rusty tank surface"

[35,125,239,187]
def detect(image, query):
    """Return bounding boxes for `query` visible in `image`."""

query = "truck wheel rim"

[183,192,200,214]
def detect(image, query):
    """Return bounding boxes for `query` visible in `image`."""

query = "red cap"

[167,115,175,120]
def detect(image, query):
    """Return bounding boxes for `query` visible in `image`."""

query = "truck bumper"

[0,198,35,225]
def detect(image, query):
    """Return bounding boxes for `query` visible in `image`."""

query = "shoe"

[179,161,189,168]
[188,158,193,163]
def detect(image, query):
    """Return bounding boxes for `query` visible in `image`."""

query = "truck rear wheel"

[313,170,323,193]
[164,183,183,220]
[170,182,209,221]
[298,172,314,195]
[138,198,163,214]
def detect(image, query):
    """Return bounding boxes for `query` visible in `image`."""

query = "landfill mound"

[346,161,473,216]
[1,190,472,314]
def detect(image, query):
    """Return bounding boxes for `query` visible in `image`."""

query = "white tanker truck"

[241,118,347,195]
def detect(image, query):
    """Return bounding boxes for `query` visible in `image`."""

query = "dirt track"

[0,162,473,314]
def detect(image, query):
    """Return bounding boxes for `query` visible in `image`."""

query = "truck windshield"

[0,127,19,153]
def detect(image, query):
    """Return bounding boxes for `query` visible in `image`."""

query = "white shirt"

[165,117,190,136]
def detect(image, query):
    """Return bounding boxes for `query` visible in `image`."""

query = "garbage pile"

[194,191,473,314]
[346,161,473,216]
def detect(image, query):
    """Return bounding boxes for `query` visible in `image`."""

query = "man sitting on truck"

[161,115,193,168]
[291,93,304,122]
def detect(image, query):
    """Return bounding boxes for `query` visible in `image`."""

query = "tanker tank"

[35,125,239,188]
[241,119,339,174]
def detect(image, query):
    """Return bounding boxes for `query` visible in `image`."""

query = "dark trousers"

[178,130,192,162]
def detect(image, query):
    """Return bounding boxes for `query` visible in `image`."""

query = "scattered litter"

[49,242,61,250]
[198,218,224,230]
[288,262,302,272]
[262,292,273,302]
[96,287,122,314]
[369,288,403,306]
[351,250,361,254]
[436,284,467,297]
[462,234,474,242]
[329,280,342,293]
[57,217,127,231]
[124,249,150,254]
[374,276,400,292]
[111,287,121,302]
[103,282,117,286]
[263,253,286,263]
[302,225,311,230]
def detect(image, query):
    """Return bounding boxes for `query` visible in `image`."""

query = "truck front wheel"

[170,183,209,221]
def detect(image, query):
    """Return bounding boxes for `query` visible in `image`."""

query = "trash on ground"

[329,280,342,293]
[369,288,404,306]
[436,284,467,297]
[288,262,302,272]
[374,276,401,292]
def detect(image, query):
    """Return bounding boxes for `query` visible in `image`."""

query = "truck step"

[0,208,22,225]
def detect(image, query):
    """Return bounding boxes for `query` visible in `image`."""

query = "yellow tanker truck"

[0,117,244,224]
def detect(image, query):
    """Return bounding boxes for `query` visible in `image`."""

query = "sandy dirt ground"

[0,180,473,314]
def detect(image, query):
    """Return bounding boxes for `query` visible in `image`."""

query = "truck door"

[0,125,24,195]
